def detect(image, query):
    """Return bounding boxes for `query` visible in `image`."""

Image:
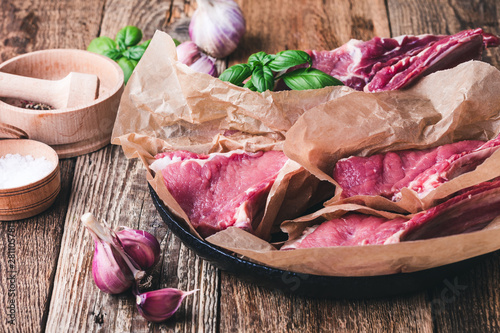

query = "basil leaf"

[281,68,343,90]
[87,36,117,55]
[262,54,275,65]
[243,79,258,91]
[116,26,143,50]
[268,50,311,72]
[101,48,122,60]
[248,51,274,67]
[118,57,138,84]
[251,64,275,92]
[122,44,147,61]
[219,64,252,86]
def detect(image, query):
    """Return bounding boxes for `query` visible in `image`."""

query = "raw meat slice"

[400,180,500,241]
[403,135,500,199]
[307,28,500,92]
[282,180,500,249]
[151,150,289,237]
[333,139,484,199]
[280,214,408,249]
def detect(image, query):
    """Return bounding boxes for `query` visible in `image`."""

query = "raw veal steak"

[151,150,288,237]
[307,28,500,92]
[281,180,500,249]
[333,139,484,199]
[402,135,500,199]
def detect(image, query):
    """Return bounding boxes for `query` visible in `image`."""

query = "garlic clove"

[82,213,146,294]
[190,54,218,77]
[189,0,246,58]
[136,288,199,322]
[116,227,161,271]
[89,231,134,294]
[176,41,202,66]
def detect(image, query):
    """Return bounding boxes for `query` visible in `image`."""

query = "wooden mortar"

[0,49,124,158]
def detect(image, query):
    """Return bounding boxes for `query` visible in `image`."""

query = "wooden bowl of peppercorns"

[0,49,124,158]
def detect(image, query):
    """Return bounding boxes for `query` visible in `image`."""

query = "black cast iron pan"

[149,184,494,299]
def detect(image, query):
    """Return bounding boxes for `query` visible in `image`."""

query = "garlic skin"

[91,236,134,294]
[177,41,202,66]
[82,213,146,294]
[189,0,246,58]
[190,54,218,77]
[136,288,199,322]
[116,227,161,271]
[176,41,218,76]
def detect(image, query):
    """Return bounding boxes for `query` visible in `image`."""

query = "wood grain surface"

[1,0,500,332]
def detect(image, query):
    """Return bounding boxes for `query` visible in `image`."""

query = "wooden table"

[1,0,500,332]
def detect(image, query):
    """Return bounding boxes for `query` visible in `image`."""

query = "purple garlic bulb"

[176,41,202,66]
[82,213,146,294]
[136,288,199,322]
[189,0,246,58]
[116,226,161,271]
[190,54,218,77]
[176,41,218,77]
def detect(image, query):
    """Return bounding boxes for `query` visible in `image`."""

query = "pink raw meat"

[333,140,484,199]
[306,28,499,92]
[404,135,500,199]
[152,150,289,237]
[282,180,500,249]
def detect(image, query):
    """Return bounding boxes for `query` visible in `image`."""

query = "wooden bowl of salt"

[0,139,60,221]
[0,49,124,158]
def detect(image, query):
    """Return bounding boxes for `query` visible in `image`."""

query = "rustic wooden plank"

[387,0,500,331]
[220,275,432,333]
[387,0,500,67]
[0,1,104,332]
[0,0,103,62]
[0,159,75,333]
[230,0,390,66]
[429,253,500,333]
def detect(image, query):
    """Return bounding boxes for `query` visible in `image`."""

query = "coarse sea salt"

[0,153,54,189]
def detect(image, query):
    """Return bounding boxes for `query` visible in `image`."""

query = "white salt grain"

[0,153,55,189]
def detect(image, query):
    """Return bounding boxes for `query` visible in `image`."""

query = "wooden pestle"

[0,71,100,109]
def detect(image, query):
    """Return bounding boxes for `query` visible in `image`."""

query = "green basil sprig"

[219,50,343,92]
[88,26,174,84]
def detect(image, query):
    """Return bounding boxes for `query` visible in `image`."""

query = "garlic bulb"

[82,213,146,294]
[176,41,218,76]
[136,288,199,322]
[176,41,202,66]
[116,226,161,271]
[190,54,218,76]
[189,0,246,58]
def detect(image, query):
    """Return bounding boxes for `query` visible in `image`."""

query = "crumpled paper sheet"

[207,61,500,277]
[284,60,500,213]
[112,30,337,241]
[112,30,353,156]
[112,30,500,277]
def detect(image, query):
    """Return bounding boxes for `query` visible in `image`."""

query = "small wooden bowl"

[0,139,60,221]
[0,49,124,158]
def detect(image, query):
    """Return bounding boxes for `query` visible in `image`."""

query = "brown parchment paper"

[112,30,500,277]
[112,30,338,241]
[284,60,500,213]
[111,30,353,156]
